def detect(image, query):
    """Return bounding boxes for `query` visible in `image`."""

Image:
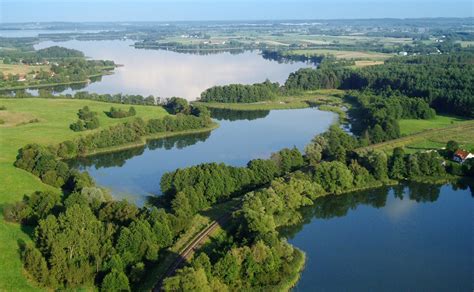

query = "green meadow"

[0,98,170,290]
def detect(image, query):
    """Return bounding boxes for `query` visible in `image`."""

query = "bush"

[22,244,49,285]
[3,201,30,223]
[106,106,136,118]
[70,106,100,131]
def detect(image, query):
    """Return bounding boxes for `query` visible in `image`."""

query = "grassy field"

[399,115,468,135]
[0,63,50,76]
[359,117,474,153]
[352,60,385,68]
[286,49,392,61]
[456,40,474,48]
[194,89,346,111]
[0,98,172,290]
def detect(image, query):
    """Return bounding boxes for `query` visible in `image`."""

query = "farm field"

[0,63,50,76]
[286,49,392,60]
[352,60,385,67]
[359,118,474,153]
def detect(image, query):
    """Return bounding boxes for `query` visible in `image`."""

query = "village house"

[453,149,474,163]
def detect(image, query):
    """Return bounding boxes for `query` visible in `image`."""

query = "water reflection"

[136,46,246,55]
[69,108,336,204]
[147,131,211,150]
[209,108,270,121]
[32,40,314,100]
[261,50,323,65]
[68,131,211,170]
[280,182,456,237]
[283,182,473,291]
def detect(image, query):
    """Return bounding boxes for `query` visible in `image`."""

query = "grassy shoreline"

[194,89,347,111]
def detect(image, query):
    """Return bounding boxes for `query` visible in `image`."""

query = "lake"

[33,40,313,100]
[69,108,337,204]
[283,183,473,291]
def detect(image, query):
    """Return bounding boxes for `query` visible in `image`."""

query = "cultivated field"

[287,49,392,61]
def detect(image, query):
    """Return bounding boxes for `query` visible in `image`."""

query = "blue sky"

[1,0,472,23]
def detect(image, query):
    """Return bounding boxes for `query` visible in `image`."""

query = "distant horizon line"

[1,16,473,25]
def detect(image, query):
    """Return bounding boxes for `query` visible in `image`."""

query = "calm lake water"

[33,40,313,100]
[283,183,473,291]
[69,108,336,204]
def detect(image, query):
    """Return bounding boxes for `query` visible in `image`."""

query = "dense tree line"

[161,147,305,228]
[5,182,180,290]
[74,91,159,105]
[106,106,136,118]
[261,49,325,65]
[70,106,100,131]
[284,66,350,92]
[200,80,281,103]
[0,46,84,64]
[284,51,474,117]
[4,91,189,109]
[350,92,436,143]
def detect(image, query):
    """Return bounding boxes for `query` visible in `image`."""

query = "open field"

[358,119,474,153]
[259,34,413,47]
[399,115,468,135]
[352,60,385,68]
[194,89,346,111]
[147,32,414,52]
[0,63,50,76]
[286,49,392,61]
[0,98,172,290]
[456,40,474,48]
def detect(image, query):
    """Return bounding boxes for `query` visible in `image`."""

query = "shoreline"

[74,122,219,158]
[0,69,115,91]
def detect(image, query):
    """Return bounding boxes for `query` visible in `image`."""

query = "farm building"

[453,149,474,163]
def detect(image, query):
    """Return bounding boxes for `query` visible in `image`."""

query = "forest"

[285,51,474,117]
[0,46,84,64]
[200,80,281,103]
